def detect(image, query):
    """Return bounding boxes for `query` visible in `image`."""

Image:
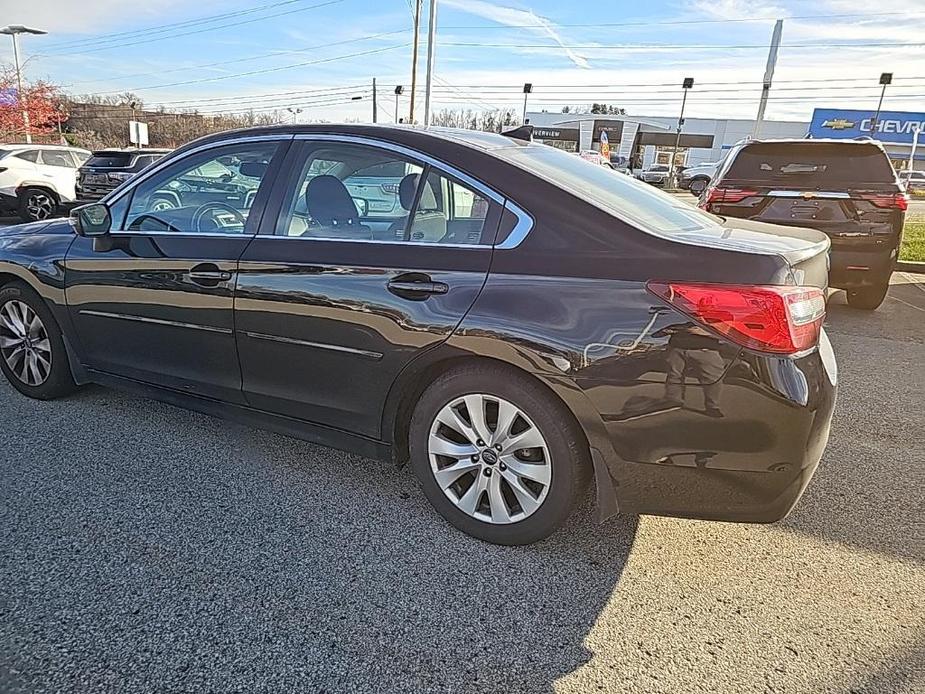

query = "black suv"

[76,148,172,203]
[701,139,907,310]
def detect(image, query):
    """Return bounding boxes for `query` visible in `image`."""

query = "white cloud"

[440,0,590,69]
[0,0,210,34]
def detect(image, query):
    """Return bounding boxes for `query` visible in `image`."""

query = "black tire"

[409,364,591,545]
[18,187,59,223]
[0,282,76,399]
[689,177,709,195]
[846,282,889,310]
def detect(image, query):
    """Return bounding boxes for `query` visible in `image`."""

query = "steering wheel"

[192,201,247,232]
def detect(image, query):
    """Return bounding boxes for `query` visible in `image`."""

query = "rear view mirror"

[69,203,112,237]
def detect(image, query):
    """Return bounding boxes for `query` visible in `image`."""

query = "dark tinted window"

[86,152,135,168]
[14,150,39,163]
[724,143,896,185]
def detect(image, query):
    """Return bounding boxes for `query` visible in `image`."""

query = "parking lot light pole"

[394,85,403,123]
[669,77,693,189]
[522,83,533,124]
[870,72,893,137]
[1,25,48,145]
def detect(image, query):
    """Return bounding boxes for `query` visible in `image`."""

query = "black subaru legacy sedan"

[0,124,837,545]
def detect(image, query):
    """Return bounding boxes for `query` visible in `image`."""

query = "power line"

[440,41,925,50]
[41,0,322,51]
[86,44,409,94]
[66,30,409,86]
[39,0,346,56]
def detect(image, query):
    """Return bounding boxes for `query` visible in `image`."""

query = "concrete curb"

[896,261,925,274]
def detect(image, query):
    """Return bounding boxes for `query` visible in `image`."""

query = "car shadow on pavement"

[0,385,638,694]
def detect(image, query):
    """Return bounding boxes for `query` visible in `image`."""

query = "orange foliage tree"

[0,65,67,141]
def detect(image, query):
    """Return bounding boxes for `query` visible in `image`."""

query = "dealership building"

[525,107,925,171]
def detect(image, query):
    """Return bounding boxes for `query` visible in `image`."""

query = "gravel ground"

[1,276,923,694]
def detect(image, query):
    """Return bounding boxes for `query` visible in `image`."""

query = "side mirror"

[352,197,370,217]
[69,203,112,237]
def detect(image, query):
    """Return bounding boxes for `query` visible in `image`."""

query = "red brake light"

[646,282,826,355]
[858,192,908,211]
[700,187,758,209]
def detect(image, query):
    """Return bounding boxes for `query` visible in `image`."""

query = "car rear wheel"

[409,364,590,545]
[846,282,890,310]
[0,283,76,399]
[18,187,59,223]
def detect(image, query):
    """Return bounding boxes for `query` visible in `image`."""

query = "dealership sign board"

[809,108,925,144]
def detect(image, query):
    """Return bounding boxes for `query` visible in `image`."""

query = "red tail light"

[699,187,759,209]
[857,192,908,211]
[646,282,826,355]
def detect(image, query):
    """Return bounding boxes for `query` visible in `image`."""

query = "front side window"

[123,142,277,234]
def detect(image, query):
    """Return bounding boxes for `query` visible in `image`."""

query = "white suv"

[0,144,92,223]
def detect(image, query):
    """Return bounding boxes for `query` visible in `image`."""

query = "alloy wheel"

[0,300,52,386]
[428,394,552,524]
[26,192,55,221]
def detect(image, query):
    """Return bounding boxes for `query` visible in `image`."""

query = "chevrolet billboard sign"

[810,108,925,144]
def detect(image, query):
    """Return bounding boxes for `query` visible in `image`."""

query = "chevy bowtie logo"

[821,118,856,130]
[802,192,817,199]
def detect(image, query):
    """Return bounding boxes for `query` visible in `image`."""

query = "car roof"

[90,148,172,154]
[1,143,90,152]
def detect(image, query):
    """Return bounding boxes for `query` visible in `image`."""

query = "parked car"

[701,138,907,310]
[0,125,836,545]
[0,144,91,222]
[898,169,925,192]
[636,163,670,185]
[679,161,718,195]
[578,150,614,168]
[76,148,172,203]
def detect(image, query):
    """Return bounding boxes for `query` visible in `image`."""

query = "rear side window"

[506,144,718,234]
[86,153,134,168]
[724,143,896,186]
[14,150,39,163]
[40,150,76,168]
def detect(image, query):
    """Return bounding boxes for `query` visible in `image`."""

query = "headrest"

[399,173,419,210]
[306,175,358,227]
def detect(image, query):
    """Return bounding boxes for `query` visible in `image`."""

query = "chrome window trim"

[281,133,534,249]
[102,134,293,209]
[107,231,254,239]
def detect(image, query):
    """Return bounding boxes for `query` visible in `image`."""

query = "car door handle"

[387,276,449,297]
[188,264,232,285]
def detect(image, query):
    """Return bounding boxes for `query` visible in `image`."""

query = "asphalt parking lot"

[1,225,924,693]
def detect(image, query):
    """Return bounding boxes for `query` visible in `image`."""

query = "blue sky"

[0,0,923,123]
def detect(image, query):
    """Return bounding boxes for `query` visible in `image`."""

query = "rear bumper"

[829,244,897,289]
[571,332,837,524]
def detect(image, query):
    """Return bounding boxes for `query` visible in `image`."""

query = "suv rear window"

[86,152,135,168]
[724,142,896,186]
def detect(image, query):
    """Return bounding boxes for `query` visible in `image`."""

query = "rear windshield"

[86,152,135,168]
[504,144,720,234]
[724,142,896,186]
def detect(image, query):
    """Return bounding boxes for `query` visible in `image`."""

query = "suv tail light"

[646,282,826,355]
[857,192,908,211]
[699,187,758,210]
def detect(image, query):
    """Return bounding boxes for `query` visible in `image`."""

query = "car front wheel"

[0,283,76,399]
[18,187,59,223]
[409,364,590,545]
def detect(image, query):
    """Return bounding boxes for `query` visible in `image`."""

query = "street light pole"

[669,77,694,189]
[522,83,533,124]
[1,25,48,145]
[753,19,783,138]
[423,0,438,126]
[870,72,893,137]
[409,0,422,123]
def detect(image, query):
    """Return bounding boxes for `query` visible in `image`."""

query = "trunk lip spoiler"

[767,190,851,199]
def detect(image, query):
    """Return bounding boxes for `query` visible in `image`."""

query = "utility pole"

[909,127,920,173]
[669,77,694,189]
[372,78,378,123]
[753,19,783,138]
[1,25,47,145]
[423,0,437,126]
[870,72,893,137]
[409,0,422,123]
